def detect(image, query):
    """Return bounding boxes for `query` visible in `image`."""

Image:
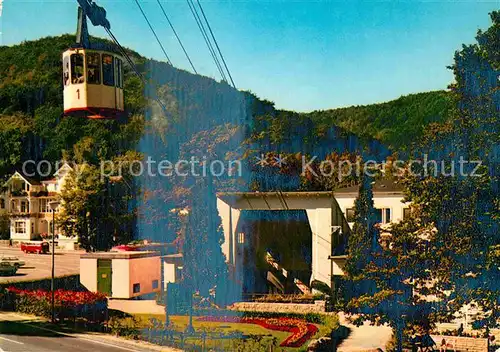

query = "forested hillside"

[304,90,452,151]
[0,35,146,179]
[0,34,452,182]
[0,34,453,247]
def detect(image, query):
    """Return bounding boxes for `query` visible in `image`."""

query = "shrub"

[107,316,140,339]
[311,280,331,295]
[232,335,279,351]
[191,308,329,325]
[6,287,107,322]
[253,293,326,303]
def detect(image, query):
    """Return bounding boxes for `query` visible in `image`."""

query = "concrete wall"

[79,258,97,292]
[229,301,327,314]
[217,198,240,266]
[306,208,332,285]
[430,335,488,352]
[127,256,161,298]
[163,262,176,289]
[111,258,130,299]
[331,256,346,276]
[336,194,408,226]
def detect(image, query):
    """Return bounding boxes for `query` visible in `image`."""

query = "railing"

[9,190,28,197]
[240,293,325,304]
[141,319,252,352]
[8,211,33,217]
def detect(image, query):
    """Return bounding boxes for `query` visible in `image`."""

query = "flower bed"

[6,287,108,322]
[197,315,318,347]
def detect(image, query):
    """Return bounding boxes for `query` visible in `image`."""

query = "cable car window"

[63,56,70,86]
[70,54,85,84]
[86,53,101,85]
[102,54,115,86]
[115,58,123,89]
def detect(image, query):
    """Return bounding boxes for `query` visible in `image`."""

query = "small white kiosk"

[80,251,161,299]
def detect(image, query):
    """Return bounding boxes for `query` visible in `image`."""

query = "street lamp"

[49,200,60,323]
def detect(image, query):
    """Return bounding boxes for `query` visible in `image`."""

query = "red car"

[21,241,50,254]
[111,244,139,252]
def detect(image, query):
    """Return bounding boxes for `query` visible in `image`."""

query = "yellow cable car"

[63,0,125,119]
[63,48,124,119]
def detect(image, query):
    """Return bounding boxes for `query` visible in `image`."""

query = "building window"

[403,207,412,220]
[152,280,159,290]
[71,53,85,84]
[345,208,356,222]
[15,221,26,234]
[102,54,115,86]
[237,232,245,244]
[26,184,30,192]
[63,55,70,86]
[86,52,101,84]
[133,283,141,294]
[375,208,392,224]
[20,201,28,213]
[0,199,4,209]
[39,199,52,213]
[385,208,391,223]
[115,57,123,88]
[40,199,46,213]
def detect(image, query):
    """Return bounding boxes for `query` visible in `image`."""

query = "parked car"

[1,256,25,268]
[111,244,139,252]
[0,262,17,276]
[21,241,50,254]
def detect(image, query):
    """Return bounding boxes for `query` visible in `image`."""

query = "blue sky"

[0,1,498,112]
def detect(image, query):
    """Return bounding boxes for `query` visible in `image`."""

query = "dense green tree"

[182,174,228,300]
[57,152,140,251]
[0,113,33,179]
[342,12,499,350]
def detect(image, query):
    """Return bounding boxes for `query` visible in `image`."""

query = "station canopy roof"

[217,180,403,210]
[216,191,336,210]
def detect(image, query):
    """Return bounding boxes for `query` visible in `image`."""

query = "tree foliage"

[182,175,228,299]
[342,12,499,350]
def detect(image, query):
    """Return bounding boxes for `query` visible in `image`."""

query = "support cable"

[156,0,198,74]
[104,27,169,113]
[133,0,172,65]
[186,0,227,82]
[195,0,236,88]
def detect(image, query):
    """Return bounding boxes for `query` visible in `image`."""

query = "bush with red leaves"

[6,287,107,322]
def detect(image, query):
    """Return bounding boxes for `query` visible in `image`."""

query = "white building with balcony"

[1,163,77,249]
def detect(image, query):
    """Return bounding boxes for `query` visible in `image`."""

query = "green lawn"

[133,313,319,351]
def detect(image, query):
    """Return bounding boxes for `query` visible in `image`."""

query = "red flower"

[197,316,318,347]
[7,288,107,307]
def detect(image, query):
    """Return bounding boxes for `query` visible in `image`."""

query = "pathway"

[336,313,392,352]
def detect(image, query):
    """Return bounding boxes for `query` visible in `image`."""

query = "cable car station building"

[216,180,406,292]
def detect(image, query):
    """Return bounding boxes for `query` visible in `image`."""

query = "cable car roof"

[66,43,124,57]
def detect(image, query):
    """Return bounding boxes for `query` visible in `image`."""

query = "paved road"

[0,247,80,283]
[0,320,165,352]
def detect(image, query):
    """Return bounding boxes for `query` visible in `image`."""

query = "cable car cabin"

[63,48,124,119]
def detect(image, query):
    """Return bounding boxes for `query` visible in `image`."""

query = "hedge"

[2,287,108,323]
[0,275,83,292]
